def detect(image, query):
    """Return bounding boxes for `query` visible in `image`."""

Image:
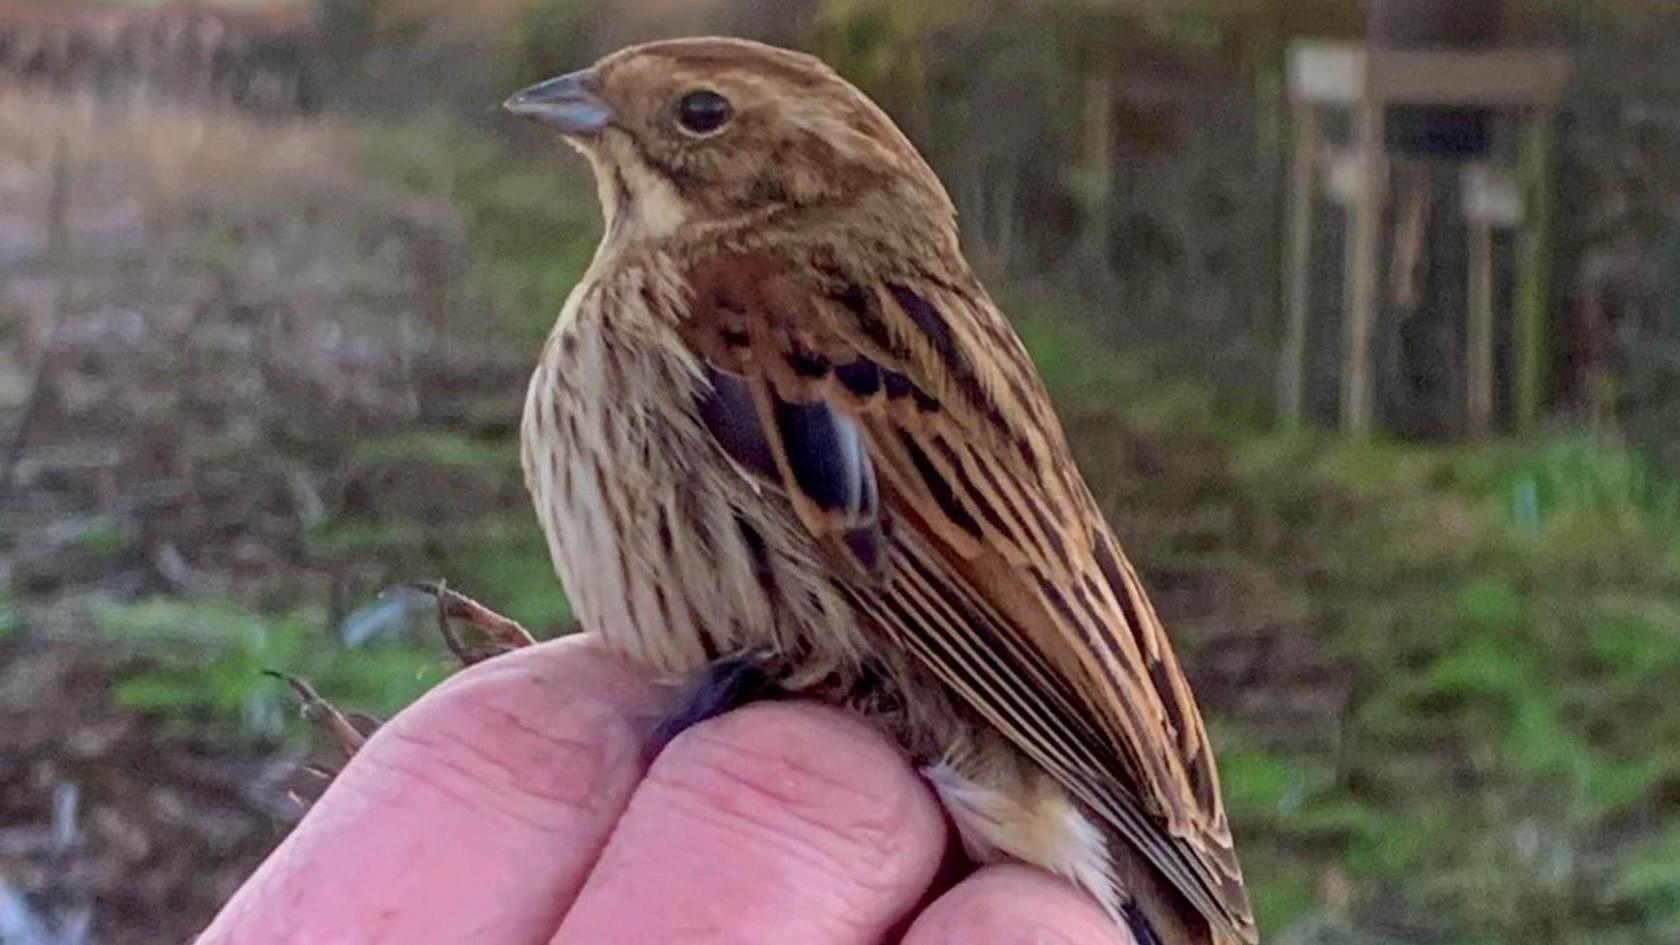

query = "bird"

[505,37,1256,945]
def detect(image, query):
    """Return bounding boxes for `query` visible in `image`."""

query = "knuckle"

[650,703,935,888]
[368,684,642,828]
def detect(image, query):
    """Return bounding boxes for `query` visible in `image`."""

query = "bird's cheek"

[615,165,694,240]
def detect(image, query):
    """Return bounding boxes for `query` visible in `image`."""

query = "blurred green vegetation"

[101,598,443,741]
[77,118,595,751]
[360,120,600,343]
[302,423,575,631]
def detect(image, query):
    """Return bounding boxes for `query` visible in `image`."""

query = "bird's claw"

[264,669,377,760]
[398,580,537,666]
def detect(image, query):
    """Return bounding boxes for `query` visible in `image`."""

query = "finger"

[551,702,948,945]
[199,634,661,945]
[900,864,1134,945]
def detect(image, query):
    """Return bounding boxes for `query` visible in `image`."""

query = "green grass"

[450,516,574,631]
[1618,827,1680,933]
[307,423,573,635]
[350,430,520,471]
[100,597,446,740]
[360,120,600,345]
[77,518,132,558]
[304,518,432,560]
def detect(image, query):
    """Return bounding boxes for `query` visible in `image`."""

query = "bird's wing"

[676,249,1256,943]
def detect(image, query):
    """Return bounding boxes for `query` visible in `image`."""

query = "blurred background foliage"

[3,1,1680,943]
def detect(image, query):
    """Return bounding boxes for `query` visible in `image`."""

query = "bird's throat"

[587,144,690,245]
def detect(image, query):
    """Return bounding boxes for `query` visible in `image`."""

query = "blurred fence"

[0,1,317,110]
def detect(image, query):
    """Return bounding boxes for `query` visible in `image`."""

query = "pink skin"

[198,635,1131,945]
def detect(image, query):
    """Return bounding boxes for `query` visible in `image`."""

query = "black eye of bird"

[675,89,732,135]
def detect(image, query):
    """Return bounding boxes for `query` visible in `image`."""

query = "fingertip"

[656,701,949,891]
[199,634,661,945]
[552,701,948,944]
[673,702,941,821]
[370,632,661,819]
[903,865,1133,945]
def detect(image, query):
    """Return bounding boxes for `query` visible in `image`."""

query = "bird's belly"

[522,330,866,678]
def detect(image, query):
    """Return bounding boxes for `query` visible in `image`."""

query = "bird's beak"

[504,68,612,135]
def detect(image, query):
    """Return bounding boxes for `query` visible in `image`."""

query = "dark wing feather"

[698,363,885,576]
[697,367,779,480]
[679,250,1256,943]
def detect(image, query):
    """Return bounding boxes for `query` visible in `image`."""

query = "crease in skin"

[547,706,946,945]
[678,724,890,809]
[422,635,660,711]
[644,765,884,897]
[557,787,935,945]
[370,707,623,825]
[201,639,673,945]
[360,751,535,831]
[645,711,936,882]
[444,699,638,810]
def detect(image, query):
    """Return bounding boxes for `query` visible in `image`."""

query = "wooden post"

[1082,67,1115,204]
[1341,95,1386,435]
[1076,64,1116,270]
[1287,40,1568,438]
[1515,112,1556,431]
[0,136,71,510]
[1466,211,1495,434]
[1279,99,1318,425]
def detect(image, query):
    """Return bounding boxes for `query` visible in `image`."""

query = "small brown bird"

[506,38,1256,945]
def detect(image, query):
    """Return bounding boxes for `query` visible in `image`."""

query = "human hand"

[197,634,1130,944]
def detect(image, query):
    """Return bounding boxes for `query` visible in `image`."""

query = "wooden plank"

[1461,163,1525,227]
[1323,147,1365,207]
[1515,113,1557,430]
[1288,41,1365,105]
[1278,99,1318,425]
[1288,40,1572,108]
[1340,97,1385,435]
[1466,214,1495,435]
[1369,48,1573,107]
[1082,66,1115,202]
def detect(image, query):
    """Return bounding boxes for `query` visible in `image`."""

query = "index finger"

[198,634,661,945]
[550,702,951,945]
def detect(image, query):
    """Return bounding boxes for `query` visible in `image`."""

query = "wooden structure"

[1277,41,1572,436]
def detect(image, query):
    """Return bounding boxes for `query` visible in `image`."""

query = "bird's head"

[505,37,954,243]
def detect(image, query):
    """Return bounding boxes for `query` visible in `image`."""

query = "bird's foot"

[266,670,383,811]
[403,580,538,666]
[644,649,783,760]
[266,670,380,759]
[273,582,534,810]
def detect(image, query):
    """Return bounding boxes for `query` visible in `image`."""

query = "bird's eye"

[674,89,733,136]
